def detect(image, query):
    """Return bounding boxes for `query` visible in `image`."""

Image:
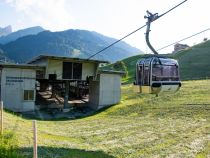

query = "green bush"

[112,61,128,77]
[0,131,23,158]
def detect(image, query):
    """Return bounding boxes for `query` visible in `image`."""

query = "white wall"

[47,59,63,79]
[1,68,36,112]
[88,73,122,110]
[99,74,121,108]
[46,59,97,80]
[82,63,97,80]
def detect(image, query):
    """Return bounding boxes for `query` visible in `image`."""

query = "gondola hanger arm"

[144,0,188,55]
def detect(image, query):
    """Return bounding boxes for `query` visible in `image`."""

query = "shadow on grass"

[3,105,113,121]
[19,146,115,158]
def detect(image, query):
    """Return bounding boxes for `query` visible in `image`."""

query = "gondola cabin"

[134,56,181,94]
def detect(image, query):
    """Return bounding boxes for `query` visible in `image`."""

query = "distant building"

[173,43,189,53]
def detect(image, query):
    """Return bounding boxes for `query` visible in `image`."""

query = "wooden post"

[33,120,37,158]
[64,80,69,109]
[0,101,3,135]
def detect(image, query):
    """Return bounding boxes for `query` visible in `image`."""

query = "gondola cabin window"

[152,59,179,82]
[137,65,143,85]
[143,66,150,85]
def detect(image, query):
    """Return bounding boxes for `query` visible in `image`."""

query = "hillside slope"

[103,40,210,82]
[0,45,13,63]
[1,29,143,63]
[2,80,210,158]
[174,41,210,80]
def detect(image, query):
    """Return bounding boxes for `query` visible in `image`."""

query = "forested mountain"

[1,29,143,63]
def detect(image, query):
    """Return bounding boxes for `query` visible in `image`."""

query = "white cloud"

[5,0,74,31]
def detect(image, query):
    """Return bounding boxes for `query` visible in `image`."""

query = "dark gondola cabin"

[134,56,181,94]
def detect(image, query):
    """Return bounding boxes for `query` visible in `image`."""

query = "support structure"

[144,10,159,55]
[63,80,70,110]
[0,101,3,135]
[33,120,37,158]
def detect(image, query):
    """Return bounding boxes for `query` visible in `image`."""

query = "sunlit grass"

[2,80,210,158]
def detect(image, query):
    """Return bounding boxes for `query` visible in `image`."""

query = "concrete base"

[63,108,71,113]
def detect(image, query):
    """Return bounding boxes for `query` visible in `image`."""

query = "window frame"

[23,90,35,101]
[62,62,82,79]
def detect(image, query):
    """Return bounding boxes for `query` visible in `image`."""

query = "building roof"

[98,70,126,75]
[27,55,109,64]
[0,63,45,69]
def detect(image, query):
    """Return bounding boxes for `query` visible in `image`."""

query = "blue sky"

[1,0,210,53]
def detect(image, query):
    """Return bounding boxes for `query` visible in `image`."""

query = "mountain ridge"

[0,26,45,44]
[0,25,12,37]
[1,29,143,63]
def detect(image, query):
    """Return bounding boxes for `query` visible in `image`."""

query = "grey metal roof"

[27,55,109,64]
[98,70,126,75]
[137,57,178,66]
[0,63,45,69]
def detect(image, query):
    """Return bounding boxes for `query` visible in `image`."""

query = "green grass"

[0,131,23,158]
[2,79,210,157]
[174,41,210,80]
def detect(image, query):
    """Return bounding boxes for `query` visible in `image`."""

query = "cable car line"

[156,28,210,52]
[158,0,187,19]
[127,27,210,58]
[87,24,147,60]
[87,0,188,60]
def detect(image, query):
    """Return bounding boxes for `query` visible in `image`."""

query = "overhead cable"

[156,28,210,52]
[87,0,188,60]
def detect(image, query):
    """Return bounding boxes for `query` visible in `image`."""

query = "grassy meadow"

[2,79,210,158]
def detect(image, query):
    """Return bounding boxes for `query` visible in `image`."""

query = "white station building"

[0,55,124,112]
